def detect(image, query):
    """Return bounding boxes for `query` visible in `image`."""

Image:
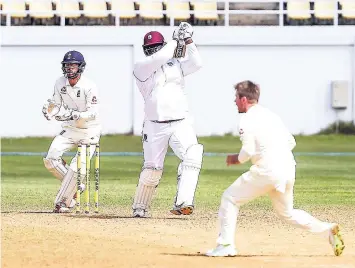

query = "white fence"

[1,26,355,137]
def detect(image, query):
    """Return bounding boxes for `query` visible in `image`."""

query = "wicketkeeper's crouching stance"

[132,22,203,218]
[42,50,101,213]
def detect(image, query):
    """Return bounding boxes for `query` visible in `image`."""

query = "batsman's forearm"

[133,40,177,81]
[180,42,202,76]
[187,43,202,66]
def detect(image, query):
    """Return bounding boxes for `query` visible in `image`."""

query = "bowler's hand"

[226,154,240,166]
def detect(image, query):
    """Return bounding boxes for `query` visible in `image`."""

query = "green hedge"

[317,121,355,135]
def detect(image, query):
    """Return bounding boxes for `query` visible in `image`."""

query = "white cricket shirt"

[52,75,101,130]
[133,40,202,121]
[238,104,297,170]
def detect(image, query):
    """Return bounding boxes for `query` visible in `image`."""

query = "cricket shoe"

[133,208,147,218]
[329,224,345,256]
[205,244,237,257]
[170,205,194,215]
[53,202,71,213]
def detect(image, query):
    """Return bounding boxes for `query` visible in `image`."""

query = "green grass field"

[1,135,355,213]
[2,134,355,152]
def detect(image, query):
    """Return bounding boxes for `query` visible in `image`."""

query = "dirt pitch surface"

[2,208,355,268]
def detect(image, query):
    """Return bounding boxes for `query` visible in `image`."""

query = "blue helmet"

[61,50,86,79]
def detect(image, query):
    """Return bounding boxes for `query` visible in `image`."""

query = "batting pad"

[174,144,204,207]
[54,168,78,207]
[132,168,163,210]
[43,157,69,181]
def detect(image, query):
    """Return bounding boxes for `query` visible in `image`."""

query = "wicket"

[76,143,100,214]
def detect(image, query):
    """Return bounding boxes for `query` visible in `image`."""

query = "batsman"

[42,50,101,213]
[132,22,203,217]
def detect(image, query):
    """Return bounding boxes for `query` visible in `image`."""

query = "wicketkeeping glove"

[42,99,60,121]
[55,109,80,121]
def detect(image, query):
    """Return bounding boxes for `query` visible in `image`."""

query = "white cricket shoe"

[205,244,237,257]
[133,208,146,218]
[328,224,345,256]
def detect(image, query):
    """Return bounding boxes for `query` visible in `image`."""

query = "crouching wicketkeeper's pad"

[43,157,69,181]
[54,168,78,207]
[132,168,163,211]
[174,144,203,207]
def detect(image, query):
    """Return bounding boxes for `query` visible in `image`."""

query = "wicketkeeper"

[42,50,101,213]
[132,22,204,217]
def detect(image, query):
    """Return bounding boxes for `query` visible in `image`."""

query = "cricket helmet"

[61,50,86,79]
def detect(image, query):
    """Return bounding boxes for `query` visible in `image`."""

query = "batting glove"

[178,22,194,40]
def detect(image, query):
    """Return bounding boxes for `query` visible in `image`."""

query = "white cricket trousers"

[46,127,101,172]
[142,118,198,168]
[217,164,332,247]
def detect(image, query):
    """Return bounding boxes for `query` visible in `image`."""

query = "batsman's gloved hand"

[178,22,193,40]
[172,22,194,42]
[172,28,183,42]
